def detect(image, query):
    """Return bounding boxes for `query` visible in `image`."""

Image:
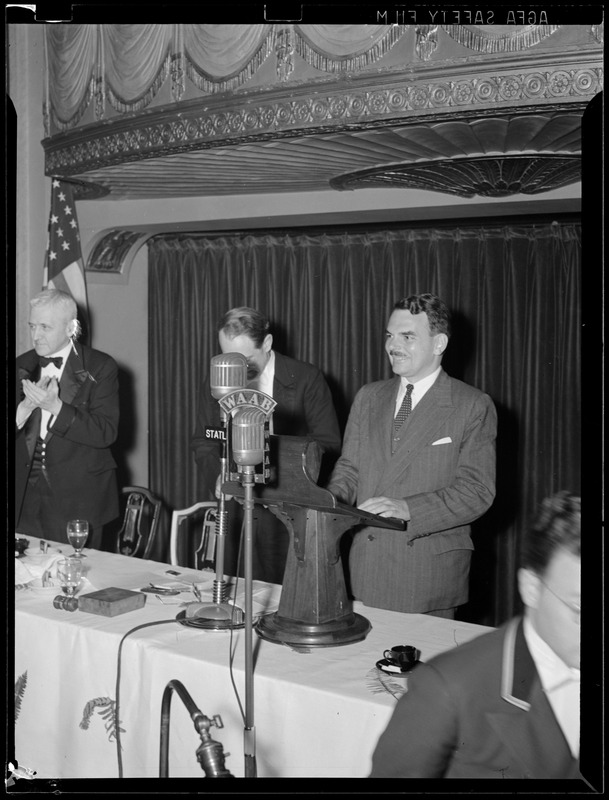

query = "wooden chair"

[115,486,162,559]
[169,501,218,569]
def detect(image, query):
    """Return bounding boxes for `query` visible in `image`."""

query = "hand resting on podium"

[358,496,410,522]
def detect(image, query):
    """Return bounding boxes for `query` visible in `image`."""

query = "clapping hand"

[21,375,62,416]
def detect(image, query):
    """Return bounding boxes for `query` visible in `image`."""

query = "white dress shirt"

[523,615,580,757]
[394,366,441,415]
[249,350,275,432]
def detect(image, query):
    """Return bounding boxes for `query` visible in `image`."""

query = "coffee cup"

[383,645,419,669]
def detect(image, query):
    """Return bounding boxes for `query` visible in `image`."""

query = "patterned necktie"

[394,383,414,431]
[39,356,63,368]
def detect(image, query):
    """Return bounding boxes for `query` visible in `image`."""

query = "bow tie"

[39,356,63,369]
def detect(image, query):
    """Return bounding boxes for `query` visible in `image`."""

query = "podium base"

[255,611,370,648]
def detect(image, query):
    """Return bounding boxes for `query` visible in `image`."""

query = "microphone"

[210,353,248,399]
[232,407,266,467]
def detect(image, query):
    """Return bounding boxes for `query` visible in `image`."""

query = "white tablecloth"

[12,535,492,780]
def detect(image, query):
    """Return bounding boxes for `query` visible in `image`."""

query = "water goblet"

[56,557,83,597]
[67,519,89,558]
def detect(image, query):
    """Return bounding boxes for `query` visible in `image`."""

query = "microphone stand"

[186,411,245,630]
[240,463,257,778]
[218,394,275,777]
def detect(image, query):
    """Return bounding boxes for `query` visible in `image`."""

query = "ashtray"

[15,537,29,557]
[376,658,421,676]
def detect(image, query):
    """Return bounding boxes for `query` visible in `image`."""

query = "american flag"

[44,178,89,338]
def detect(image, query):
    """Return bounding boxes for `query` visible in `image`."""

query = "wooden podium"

[224,436,406,648]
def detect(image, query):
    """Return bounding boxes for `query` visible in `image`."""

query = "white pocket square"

[432,437,452,446]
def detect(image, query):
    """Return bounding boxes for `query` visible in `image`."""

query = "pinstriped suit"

[328,368,497,613]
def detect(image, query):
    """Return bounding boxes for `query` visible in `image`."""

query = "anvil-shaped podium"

[223,436,406,648]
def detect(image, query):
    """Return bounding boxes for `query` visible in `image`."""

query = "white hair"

[30,289,82,339]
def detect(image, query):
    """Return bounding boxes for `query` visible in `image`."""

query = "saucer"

[376,658,419,675]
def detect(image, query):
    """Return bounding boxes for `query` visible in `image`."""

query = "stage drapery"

[148,221,581,626]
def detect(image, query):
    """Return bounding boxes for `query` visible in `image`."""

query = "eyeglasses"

[539,579,581,621]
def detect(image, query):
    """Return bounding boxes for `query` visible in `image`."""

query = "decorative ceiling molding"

[330,154,581,198]
[44,59,600,179]
[47,109,584,200]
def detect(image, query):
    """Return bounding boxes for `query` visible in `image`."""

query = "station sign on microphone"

[218,388,277,417]
[218,388,277,483]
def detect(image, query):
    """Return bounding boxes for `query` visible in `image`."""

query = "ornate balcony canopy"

[42,23,603,201]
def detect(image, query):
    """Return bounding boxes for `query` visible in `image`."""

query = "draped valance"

[46,24,404,130]
[43,23,568,134]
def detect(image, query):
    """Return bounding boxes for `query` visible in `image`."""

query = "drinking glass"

[56,557,83,597]
[67,519,89,558]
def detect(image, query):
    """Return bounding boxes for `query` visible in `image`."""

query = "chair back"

[116,486,162,559]
[170,502,218,569]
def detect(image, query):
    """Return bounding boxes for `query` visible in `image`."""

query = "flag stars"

[56,227,64,238]
[50,214,58,224]
[48,251,57,261]
[61,241,70,251]
[58,191,66,202]
[64,205,73,216]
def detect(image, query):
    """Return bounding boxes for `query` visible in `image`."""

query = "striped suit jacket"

[328,368,497,613]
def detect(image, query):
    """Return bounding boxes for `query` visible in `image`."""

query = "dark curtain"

[148,221,581,626]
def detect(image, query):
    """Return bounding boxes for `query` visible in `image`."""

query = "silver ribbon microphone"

[232,407,266,467]
[210,352,248,399]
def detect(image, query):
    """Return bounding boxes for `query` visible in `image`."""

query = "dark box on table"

[79,587,146,616]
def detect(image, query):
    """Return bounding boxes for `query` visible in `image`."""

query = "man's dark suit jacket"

[370,617,581,779]
[15,342,120,537]
[192,350,341,496]
[328,368,497,612]
[191,351,341,582]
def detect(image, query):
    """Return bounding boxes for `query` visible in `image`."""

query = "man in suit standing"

[370,491,581,779]
[15,289,120,550]
[327,293,497,616]
[191,306,341,583]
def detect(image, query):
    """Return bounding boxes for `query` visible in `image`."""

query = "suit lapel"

[487,685,576,778]
[486,618,577,778]
[366,378,399,466]
[381,370,456,474]
[272,353,295,405]
[44,346,89,443]
[58,346,85,406]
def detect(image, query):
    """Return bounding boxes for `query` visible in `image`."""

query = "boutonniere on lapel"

[74,368,97,384]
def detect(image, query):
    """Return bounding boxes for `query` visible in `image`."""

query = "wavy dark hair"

[217,307,271,348]
[521,491,581,575]
[393,293,451,337]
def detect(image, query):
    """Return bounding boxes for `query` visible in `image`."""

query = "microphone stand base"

[176,603,246,630]
[255,611,370,648]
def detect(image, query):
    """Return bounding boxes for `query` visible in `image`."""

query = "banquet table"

[12,535,493,781]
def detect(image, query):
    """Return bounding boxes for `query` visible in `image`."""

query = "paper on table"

[15,547,97,593]
[15,551,65,588]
